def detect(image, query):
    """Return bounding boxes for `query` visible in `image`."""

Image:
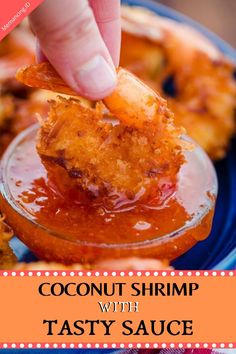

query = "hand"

[30,0,121,100]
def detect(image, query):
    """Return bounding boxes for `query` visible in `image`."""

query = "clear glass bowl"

[0,124,218,264]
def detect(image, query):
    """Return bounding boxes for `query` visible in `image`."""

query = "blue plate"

[10,0,236,270]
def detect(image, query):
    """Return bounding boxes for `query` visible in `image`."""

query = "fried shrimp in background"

[120,6,236,159]
[0,25,49,156]
[0,216,16,268]
[17,64,187,202]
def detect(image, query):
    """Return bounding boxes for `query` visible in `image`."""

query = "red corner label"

[0,0,44,41]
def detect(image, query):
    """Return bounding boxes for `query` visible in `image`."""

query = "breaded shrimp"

[17,63,187,202]
[120,6,236,159]
[0,28,49,156]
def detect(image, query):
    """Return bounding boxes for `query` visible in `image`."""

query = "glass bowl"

[0,124,217,264]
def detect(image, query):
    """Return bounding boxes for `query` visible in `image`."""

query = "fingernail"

[74,55,117,98]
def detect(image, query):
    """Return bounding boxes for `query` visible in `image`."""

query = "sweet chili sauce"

[0,126,217,264]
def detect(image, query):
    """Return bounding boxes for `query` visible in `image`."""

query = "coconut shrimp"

[0,27,49,156]
[120,6,236,159]
[17,63,187,202]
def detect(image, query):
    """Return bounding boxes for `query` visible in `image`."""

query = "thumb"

[29,0,117,100]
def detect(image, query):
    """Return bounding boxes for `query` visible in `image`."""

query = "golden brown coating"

[120,6,236,159]
[166,54,236,159]
[0,28,49,156]
[38,95,184,201]
[0,216,17,269]
[17,63,186,201]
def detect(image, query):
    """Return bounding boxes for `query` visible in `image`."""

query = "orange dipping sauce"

[0,125,217,264]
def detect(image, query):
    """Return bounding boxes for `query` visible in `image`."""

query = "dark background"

[156,0,236,48]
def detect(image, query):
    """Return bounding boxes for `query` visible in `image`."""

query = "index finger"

[89,0,121,67]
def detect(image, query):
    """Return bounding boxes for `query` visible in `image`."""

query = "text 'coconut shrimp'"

[17,63,188,203]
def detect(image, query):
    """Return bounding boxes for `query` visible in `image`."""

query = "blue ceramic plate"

[10,0,236,270]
